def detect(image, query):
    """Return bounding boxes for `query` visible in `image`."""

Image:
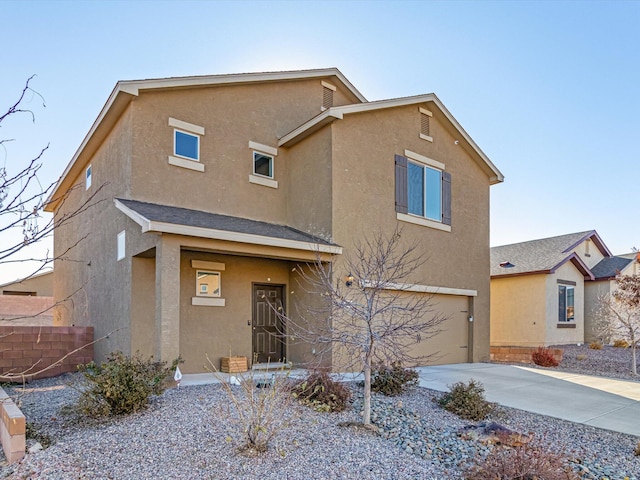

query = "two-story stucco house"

[45,68,504,373]
[490,230,639,347]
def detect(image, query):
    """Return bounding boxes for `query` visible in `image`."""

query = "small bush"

[589,341,603,350]
[635,440,640,456]
[77,351,179,417]
[613,339,630,348]
[371,362,419,396]
[464,441,579,480]
[292,370,351,412]
[531,346,560,367]
[437,379,495,421]
[576,354,587,361]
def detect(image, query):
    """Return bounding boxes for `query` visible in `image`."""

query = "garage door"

[407,294,470,365]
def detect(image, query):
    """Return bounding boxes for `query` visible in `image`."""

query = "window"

[395,151,451,232]
[248,141,278,189]
[117,231,125,261]
[168,118,205,172]
[196,270,221,297]
[253,152,274,179]
[558,285,575,322]
[85,165,92,190]
[175,131,199,161]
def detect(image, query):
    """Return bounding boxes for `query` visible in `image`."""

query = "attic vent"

[321,81,336,110]
[419,107,433,142]
[499,261,515,268]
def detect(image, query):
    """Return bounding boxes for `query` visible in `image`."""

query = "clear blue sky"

[1,0,639,283]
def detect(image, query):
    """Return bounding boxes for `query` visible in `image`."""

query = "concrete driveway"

[416,363,640,437]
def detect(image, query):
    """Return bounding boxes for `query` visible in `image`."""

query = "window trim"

[558,284,575,323]
[168,117,205,171]
[248,141,278,189]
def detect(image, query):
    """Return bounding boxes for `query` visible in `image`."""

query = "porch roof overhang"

[114,198,342,258]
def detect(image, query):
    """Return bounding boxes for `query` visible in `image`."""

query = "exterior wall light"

[346,273,354,287]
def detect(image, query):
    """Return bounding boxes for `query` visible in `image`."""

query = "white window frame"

[117,230,125,261]
[196,270,221,298]
[168,118,205,172]
[85,165,92,190]
[248,141,278,189]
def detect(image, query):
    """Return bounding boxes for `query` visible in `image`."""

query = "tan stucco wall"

[491,275,547,346]
[584,280,611,342]
[573,239,606,269]
[0,272,53,296]
[178,250,291,373]
[545,262,585,345]
[328,102,492,363]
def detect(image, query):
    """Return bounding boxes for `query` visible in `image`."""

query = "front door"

[252,284,285,364]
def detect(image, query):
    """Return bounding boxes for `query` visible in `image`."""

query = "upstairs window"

[85,165,92,190]
[175,130,199,161]
[395,151,451,230]
[253,152,274,179]
[168,118,205,172]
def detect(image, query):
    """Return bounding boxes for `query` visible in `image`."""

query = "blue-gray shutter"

[395,154,408,214]
[442,171,452,225]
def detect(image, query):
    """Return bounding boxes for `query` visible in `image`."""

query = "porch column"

[155,234,181,362]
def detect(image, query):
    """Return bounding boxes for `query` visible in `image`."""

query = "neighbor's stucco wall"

[0,272,53,296]
[329,102,492,363]
[584,279,611,343]
[545,262,585,345]
[490,274,547,346]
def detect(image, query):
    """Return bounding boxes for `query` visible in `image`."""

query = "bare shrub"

[371,362,419,396]
[292,370,351,412]
[589,341,603,350]
[210,360,295,454]
[464,441,579,480]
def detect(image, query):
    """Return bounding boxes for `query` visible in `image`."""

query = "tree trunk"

[632,343,637,376]
[363,355,371,425]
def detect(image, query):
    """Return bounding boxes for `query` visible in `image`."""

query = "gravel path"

[1,344,639,479]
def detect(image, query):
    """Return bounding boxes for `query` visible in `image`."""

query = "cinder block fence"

[0,326,94,380]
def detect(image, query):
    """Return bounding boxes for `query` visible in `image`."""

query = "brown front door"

[252,284,285,364]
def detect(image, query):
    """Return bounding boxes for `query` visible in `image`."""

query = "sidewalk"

[416,363,640,437]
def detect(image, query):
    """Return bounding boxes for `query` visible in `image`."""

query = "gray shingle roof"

[491,231,599,277]
[116,198,337,247]
[590,256,634,280]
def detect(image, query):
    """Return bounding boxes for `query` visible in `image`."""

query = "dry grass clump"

[613,339,630,348]
[589,341,603,350]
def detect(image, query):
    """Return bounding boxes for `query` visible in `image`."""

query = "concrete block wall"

[490,346,564,364]
[0,326,94,380]
[0,387,25,464]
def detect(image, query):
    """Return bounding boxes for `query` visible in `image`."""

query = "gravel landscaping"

[1,344,639,479]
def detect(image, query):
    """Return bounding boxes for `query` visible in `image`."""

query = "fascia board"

[114,199,152,230]
[491,270,551,279]
[561,230,613,257]
[147,220,342,255]
[119,68,367,102]
[550,253,594,280]
[278,110,343,147]
[361,280,477,297]
[45,85,138,212]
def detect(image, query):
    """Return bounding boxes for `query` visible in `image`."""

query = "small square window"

[85,165,92,190]
[253,152,274,179]
[196,270,221,297]
[175,130,200,161]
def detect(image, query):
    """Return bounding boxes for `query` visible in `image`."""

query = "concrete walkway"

[182,363,640,437]
[416,363,640,437]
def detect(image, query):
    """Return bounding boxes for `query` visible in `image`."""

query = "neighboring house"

[45,68,504,373]
[491,230,638,347]
[584,252,639,342]
[0,271,53,296]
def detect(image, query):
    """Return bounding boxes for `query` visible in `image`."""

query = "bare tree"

[285,229,447,425]
[0,76,104,322]
[595,274,640,376]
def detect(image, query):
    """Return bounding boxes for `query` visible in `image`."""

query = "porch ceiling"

[115,198,341,260]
